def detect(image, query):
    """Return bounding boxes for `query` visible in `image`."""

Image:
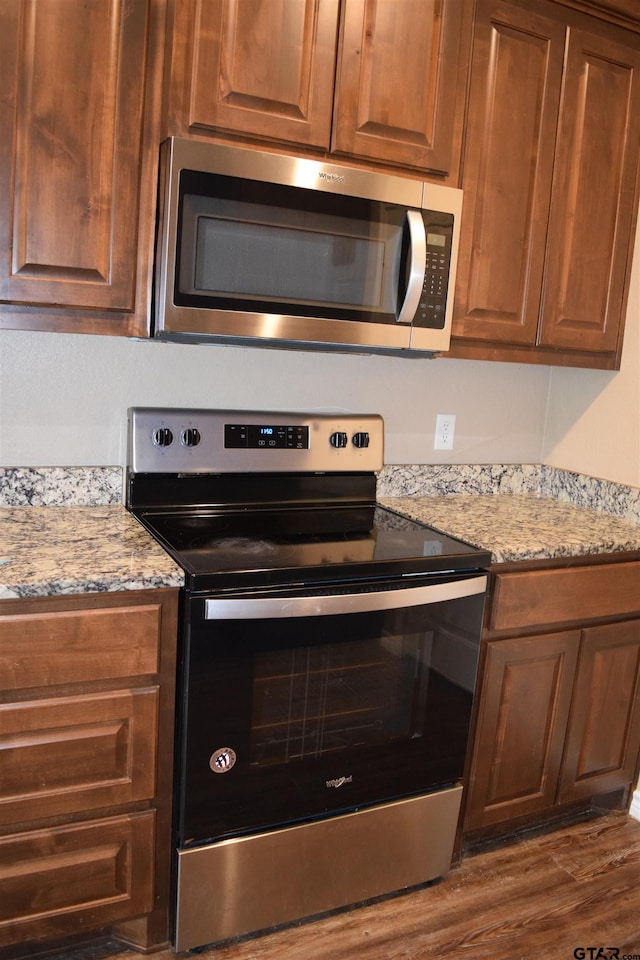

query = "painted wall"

[0,330,550,469]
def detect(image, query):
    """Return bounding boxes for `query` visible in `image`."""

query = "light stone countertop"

[381,494,640,564]
[0,505,183,600]
[2,464,640,599]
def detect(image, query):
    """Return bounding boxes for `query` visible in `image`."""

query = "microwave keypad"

[418,222,452,329]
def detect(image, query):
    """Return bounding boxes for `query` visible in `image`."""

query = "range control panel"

[128,408,384,474]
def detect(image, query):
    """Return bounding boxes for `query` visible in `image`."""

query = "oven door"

[177,573,487,848]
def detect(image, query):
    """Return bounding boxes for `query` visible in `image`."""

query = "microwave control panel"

[416,212,454,330]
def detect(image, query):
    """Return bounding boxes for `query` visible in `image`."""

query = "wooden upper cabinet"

[167,0,471,177]
[451,0,640,369]
[332,0,471,175]
[0,0,164,336]
[453,1,565,347]
[168,0,340,147]
[538,25,640,353]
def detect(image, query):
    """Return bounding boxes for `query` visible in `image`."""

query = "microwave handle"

[397,210,427,324]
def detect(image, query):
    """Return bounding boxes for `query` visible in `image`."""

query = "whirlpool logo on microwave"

[318,171,345,185]
[326,775,353,789]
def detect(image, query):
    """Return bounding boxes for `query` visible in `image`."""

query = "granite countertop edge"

[1,464,640,598]
[380,494,640,565]
[0,504,183,600]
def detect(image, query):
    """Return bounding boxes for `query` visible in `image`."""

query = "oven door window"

[178,586,484,847]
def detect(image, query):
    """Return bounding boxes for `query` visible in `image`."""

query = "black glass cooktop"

[134,503,490,591]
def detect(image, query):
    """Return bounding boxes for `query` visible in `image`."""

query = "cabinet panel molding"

[171,0,340,146]
[0,812,155,948]
[453,0,565,343]
[0,588,178,953]
[538,26,640,352]
[465,631,580,829]
[332,0,469,174]
[451,0,640,369]
[0,604,162,692]
[0,687,159,825]
[490,562,640,632]
[0,1,147,310]
[0,0,166,336]
[559,619,640,800]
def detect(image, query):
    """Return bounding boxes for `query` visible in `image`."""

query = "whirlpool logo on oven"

[326,775,353,789]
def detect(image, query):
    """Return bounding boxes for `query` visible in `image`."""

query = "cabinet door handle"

[397,210,426,324]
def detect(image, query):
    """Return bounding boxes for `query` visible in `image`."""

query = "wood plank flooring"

[38,812,640,960]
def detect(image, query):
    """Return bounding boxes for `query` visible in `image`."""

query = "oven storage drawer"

[175,786,462,952]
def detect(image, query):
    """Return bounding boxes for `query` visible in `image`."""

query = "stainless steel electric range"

[126,408,490,952]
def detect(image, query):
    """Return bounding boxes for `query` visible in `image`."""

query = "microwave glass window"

[193,215,385,309]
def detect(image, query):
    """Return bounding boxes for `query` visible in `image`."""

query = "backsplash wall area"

[0,329,550,468]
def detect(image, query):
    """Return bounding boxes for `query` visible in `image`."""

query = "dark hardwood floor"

[31,812,640,960]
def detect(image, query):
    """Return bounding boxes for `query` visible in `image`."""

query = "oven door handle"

[203,575,487,620]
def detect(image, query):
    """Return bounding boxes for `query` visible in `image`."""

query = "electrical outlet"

[434,413,456,451]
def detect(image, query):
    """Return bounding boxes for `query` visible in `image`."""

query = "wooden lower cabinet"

[464,559,640,835]
[0,812,155,949]
[465,630,580,829]
[0,589,178,953]
[559,620,640,802]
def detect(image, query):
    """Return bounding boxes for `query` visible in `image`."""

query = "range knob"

[181,427,201,448]
[352,432,370,449]
[152,427,173,447]
[329,431,348,449]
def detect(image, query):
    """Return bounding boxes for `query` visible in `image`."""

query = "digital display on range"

[225,424,310,449]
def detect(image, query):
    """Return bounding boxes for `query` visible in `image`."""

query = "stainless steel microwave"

[154,138,463,355]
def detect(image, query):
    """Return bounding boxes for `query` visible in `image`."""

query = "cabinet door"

[332,0,471,175]
[538,26,640,354]
[0,0,161,334]
[169,0,340,147]
[452,0,565,345]
[558,619,640,802]
[465,630,580,830]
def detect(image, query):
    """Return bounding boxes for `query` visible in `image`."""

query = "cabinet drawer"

[0,687,158,826]
[0,811,155,947]
[490,562,640,632]
[0,605,161,691]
